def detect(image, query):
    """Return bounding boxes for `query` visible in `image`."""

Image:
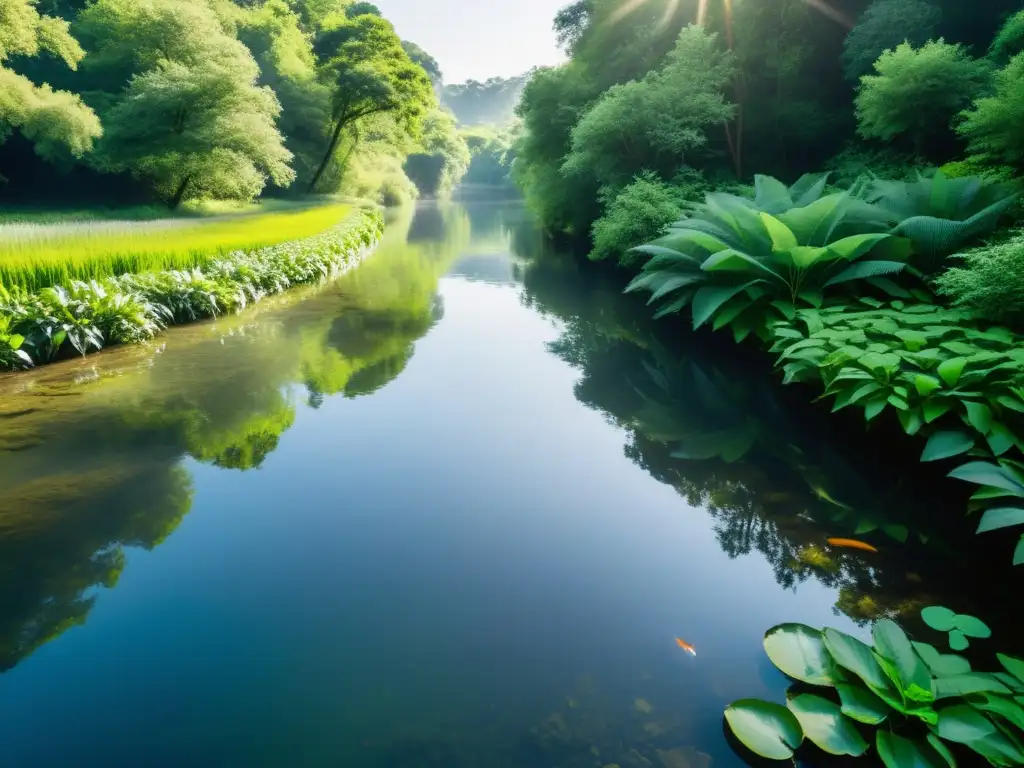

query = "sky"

[375,0,568,84]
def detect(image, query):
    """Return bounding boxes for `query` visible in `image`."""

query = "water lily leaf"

[977,507,1024,534]
[921,431,975,462]
[935,674,1010,699]
[877,731,949,768]
[724,699,803,760]
[969,694,1024,731]
[937,357,968,386]
[953,615,991,639]
[949,630,969,651]
[998,654,1024,685]
[763,624,836,686]
[837,683,890,724]
[787,693,868,756]
[823,628,892,693]
[873,619,934,702]
[921,606,957,632]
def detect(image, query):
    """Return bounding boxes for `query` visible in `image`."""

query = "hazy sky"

[376,0,568,84]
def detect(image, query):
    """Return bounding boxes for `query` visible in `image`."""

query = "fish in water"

[827,537,879,553]
[675,638,697,656]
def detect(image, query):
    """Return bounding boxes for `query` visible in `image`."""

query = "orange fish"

[827,537,879,553]
[675,638,697,656]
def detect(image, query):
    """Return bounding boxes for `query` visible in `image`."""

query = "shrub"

[841,0,943,82]
[589,170,706,266]
[936,232,1024,327]
[958,53,1024,176]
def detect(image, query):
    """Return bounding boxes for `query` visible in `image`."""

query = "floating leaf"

[935,673,1010,699]
[873,619,934,702]
[976,507,1024,534]
[877,731,949,768]
[953,614,991,640]
[724,699,803,760]
[949,630,969,651]
[836,683,890,724]
[763,624,836,686]
[787,694,868,756]
[921,606,957,632]
[823,628,893,693]
[921,431,975,462]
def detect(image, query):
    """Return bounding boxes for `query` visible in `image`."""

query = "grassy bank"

[0,206,384,371]
[0,202,356,292]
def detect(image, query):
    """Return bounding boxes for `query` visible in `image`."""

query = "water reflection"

[0,204,468,672]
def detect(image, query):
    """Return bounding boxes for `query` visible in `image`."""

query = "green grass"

[0,202,353,292]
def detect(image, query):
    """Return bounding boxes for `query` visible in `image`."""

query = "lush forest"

[441,74,530,127]
[0,0,471,207]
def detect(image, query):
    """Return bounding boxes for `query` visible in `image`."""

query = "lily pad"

[822,627,892,693]
[724,699,803,760]
[873,619,934,702]
[949,630,969,651]
[836,683,890,724]
[921,606,957,632]
[763,623,835,686]
[953,614,991,639]
[877,731,948,768]
[787,693,868,756]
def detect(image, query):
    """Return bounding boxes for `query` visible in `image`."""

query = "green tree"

[841,0,943,81]
[403,109,470,196]
[307,13,434,192]
[0,0,100,162]
[958,52,1024,174]
[855,40,990,157]
[562,25,735,189]
[402,40,443,88]
[988,9,1024,64]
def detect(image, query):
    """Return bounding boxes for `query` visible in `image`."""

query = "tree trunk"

[308,117,348,194]
[170,176,191,209]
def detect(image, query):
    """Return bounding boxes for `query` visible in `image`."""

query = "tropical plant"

[725,617,1024,765]
[625,186,910,340]
[863,169,1018,269]
[937,231,1024,328]
[952,460,1024,566]
[921,606,992,651]
[740,173,834,214]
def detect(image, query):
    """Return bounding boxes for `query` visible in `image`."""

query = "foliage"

[0,0,100,161]
[958,53,1024,175]
[937,231,1024,328]
[460,125,516,186]
[441,74,529,126]
[562,25,736,190]
[625,181,909,339]
[921,606,992,651]
[401,40,443,89]
[951,460,1024,566]
[828,145,928,188]
[855,40,991,157]
[989,10,1024,64]
[0,207,383,369]
[863,169,1019,269]
[841,0,943,82]
[402,109,470,196]
[0,203,354,292]
[589,170,705,266]
[725,617,1024,764]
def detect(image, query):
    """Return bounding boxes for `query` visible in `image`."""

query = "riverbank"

[0,206,384,371]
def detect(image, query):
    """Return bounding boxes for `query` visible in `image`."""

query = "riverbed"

[0,200,1016,767]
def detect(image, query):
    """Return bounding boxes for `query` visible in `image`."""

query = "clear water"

[0,201,1016,767]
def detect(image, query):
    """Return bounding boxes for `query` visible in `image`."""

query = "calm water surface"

[0,201,1018,767]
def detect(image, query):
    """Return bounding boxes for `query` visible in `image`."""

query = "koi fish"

[675,638,697,656]
[827,537,879,553]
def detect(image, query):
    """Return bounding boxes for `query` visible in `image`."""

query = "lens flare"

[608,0,651,26]
[696,0,708,25]
[801,0,854,29]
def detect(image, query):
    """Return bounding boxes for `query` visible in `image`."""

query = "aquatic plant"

[725,616,1024,765]
[921,606,992,651]
[0,203,355,292]
[0,208,384,371]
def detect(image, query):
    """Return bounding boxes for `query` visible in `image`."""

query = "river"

[0,200,1018,767]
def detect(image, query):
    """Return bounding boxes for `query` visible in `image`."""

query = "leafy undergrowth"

[0,202,355,292]
[0,207,384,371]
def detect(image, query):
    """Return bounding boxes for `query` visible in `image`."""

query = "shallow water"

[0,200,1018,767]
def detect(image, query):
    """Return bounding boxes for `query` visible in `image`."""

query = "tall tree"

[841,0,943,81]
[307,12,434,192]
[0,0,100,164]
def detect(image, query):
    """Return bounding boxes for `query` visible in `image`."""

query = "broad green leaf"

[828,233,896,260]
[963,402,993,436]
[948,463,1024,496]
[935,674,1010,699]
[825,260,906,286]
[921,606,957,632]
[786,247,828,270]
[977,507,1024,535]
[873,619,934,703]
[724,699,803,760]
[923,399,953,423]
[759,212,798,250]
[921,431,975,462]
[763,623,836,686]
[998,654,1024,685]
[926,733,958,768]
[987,423,1020,457]
[914,642,972,677]
[691,282,762,329]
[936,704,997,744]
[1016,535,1024,565]
[995,673,1024,692]
[937,357,968,386]
[822,627,893,693]
[949,630,969,652]
[836,683,890,724]
[787,693,868,756]
[900,409,925,436]
[969,694,1024,731]
[865,398,886,421]
[877,731,949,768]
